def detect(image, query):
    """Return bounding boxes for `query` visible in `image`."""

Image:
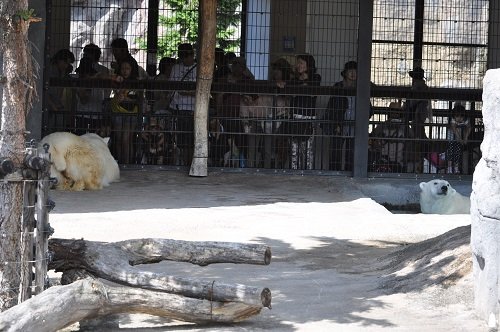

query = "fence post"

[18,152,36,303]
[34,144,52,295]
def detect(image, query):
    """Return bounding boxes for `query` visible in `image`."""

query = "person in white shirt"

[168,43,197,165]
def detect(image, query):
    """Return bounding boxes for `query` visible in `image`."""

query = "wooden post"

[34,146,51,295]
[0,0,36,311]
[189,0,217,177]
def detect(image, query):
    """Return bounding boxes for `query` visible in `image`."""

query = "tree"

[157,0,241,58]
[189,0,216,177]
[0,2,39,311]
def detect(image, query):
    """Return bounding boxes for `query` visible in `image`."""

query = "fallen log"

[48,238,272,308]
[0,277,265,332]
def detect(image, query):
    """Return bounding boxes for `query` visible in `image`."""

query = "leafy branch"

[13,9,42,25]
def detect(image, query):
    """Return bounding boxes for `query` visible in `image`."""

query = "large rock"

[70,0,148,64]
[471,69,500,327]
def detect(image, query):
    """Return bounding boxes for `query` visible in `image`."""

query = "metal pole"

[146,0,160,77]
[353,0,373,178]
[413,0,424,68]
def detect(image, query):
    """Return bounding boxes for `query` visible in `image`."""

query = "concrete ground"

[50,169,485,331]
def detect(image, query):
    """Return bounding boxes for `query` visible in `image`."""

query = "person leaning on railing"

[281,53,321,170]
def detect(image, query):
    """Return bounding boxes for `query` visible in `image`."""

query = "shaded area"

[377,225,471,293]
[382,202,421,214]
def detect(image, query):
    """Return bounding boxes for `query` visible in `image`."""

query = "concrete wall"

[269,0,359,88]
[307,0,358,87]
[49,0,71,56]
[270,0,307,60]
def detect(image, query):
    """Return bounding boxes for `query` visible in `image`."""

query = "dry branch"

[48,238,272,308]
[0,277,264,332]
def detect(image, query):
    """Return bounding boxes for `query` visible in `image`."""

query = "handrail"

[49,78,483,101]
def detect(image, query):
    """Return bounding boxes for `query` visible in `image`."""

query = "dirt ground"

[50,169,486,331]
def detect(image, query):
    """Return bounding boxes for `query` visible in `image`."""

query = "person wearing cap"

[403,66,432,173]
[168,43,198,165]
[404,66,431,129]
[326,60,373,171]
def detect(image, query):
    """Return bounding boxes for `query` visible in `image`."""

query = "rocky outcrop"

[471,69,500,328]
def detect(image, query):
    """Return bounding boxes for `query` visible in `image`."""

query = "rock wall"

[70,0,148,66]
[471,69,500,327]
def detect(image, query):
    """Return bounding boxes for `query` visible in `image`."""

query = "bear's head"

[419,179,457,198]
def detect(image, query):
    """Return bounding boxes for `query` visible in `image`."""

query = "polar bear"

[419,179,471,214]
[39,132,120,191]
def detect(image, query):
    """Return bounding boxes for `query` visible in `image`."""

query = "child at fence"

[369,102,411,172]
[446,104,471,174]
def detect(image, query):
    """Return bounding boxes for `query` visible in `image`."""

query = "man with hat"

[409,66,425,81]
[404,66,432,130]
[403,66,432,172]
[325,60,374,171]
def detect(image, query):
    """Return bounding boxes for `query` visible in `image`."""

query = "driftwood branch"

[48,238,272,308]
[0,277,265,332]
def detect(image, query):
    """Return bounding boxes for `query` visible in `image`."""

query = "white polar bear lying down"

[419,179,471,214]
[39,132,120,191]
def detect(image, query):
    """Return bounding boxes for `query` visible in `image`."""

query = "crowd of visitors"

[46,40,475,174]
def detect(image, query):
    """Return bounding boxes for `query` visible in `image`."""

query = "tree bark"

[0,277,266,332]
[190,0,216,177]
[0,1,37,311]
[49,238,272,308]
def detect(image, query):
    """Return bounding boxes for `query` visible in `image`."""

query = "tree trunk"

[0,277,266,332]
[190,0,216,176]
[0,1,37,311]
[49,238,272,308]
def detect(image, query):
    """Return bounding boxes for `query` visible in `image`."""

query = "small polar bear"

[419,179,471,214]
[39,132,120,191]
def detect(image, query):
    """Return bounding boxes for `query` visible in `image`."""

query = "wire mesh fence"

[0,143,53,307]
[42,0,490,176]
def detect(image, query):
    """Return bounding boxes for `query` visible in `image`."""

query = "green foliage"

[16,8,36,21]
[157,0,242,59]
